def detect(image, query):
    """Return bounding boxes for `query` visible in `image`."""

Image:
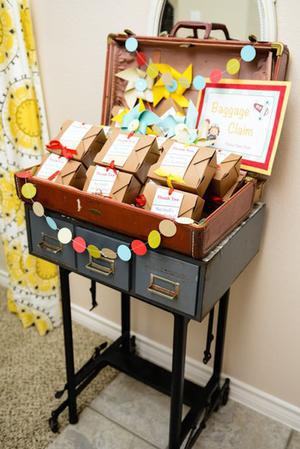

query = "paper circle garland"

[178,76,190,88]
[175,217,194,225]
[32,201,44,217]
[209,69,222,83]
[193,75,206,90]
[87,244,101,259]
[159,219,177,237]
[240,45,256,62]
[226,58,240,75]
[102,248,117,260]
[125,37,138,52]
[46,216,57,231]
[148,230,161,249]
[131,239,147,256]
[21,183,36,199]
[58,227,72,244]
[117,244,132,262]
[72,236,87,253]
[166,79,178,93]
[135,78,147,92]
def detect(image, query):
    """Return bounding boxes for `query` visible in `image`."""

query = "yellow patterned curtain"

[0,0,60,335]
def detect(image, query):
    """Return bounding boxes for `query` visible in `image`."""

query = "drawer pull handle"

[85,255,115,277]
[38,233,63,254]
[148,274,180,300]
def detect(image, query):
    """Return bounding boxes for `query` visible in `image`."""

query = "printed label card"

[102,134,139,167]
[151,187,183,219]
[160,142,198,177]
[36,154,69,181]
[196,80,290,175]
[87,165,117,196]
[60,121,93,149]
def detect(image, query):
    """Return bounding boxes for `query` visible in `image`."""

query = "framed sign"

[196,79,290,175]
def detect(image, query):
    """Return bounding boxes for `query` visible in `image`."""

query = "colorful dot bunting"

[87,244,101,259]
[131,239,147,256]
[209,69,223,83]
[226,58,241,75]
[101,248,117,260]
[193,75,206,90]
[117,244,132,262]
[125,37,138,52]
[32,201,44,217]
[159,219,177,238]
[148,230,161,249]
[21,182,36,199]
[58,228,73,244]
[72,236,87,253]
[46,216,58,231]
[240,44,256,62]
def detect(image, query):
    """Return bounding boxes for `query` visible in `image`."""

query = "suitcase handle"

[169,21,231,40]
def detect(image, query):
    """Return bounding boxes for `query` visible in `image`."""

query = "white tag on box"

[216,150,229,164]
[160,142,198,178]
[60,121,93,149]
[151,187,183,219]
[36,153,69,181]
[102,134,139,167]
[87,165,118,196]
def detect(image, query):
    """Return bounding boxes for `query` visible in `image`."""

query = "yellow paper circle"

[146,64,159,79]
[101,248,117,260]
[159,219,177,238]
[21,183,37,199]
[57,227,72,244]
[226,58,240,75]
[32,201,44,217]
[87,244,101,259]
[148,230,161,249]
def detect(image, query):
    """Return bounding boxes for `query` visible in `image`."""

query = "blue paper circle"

[135,78,147,92]
[46,216,57,230]
[166,79,178,93]
[193,75,206,90]
[240,45,256,62]
[125,37,138,52]
[117,244,132,262]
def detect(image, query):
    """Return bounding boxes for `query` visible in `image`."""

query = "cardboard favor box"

[48,120,107,168]
[210,152,242,197]
[148,140,216,196]
[83,165,141,204]
[36,153,86,188]
[94,129,160,183]
[142,181,204,222]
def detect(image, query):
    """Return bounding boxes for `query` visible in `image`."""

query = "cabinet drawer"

[134,252,199,316]
[28,210,76,269]
[75,227,130,290]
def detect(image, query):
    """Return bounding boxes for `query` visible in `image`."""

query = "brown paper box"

[37,154,86,189]
[142,181,204,221]
[94,129,160,183]
[148,140,217,196]
[83,165,141,204]
[48,120,107,168]
[210,153,242,197]
[222,170,247,202]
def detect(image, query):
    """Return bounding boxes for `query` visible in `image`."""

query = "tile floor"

[47,374,299,449]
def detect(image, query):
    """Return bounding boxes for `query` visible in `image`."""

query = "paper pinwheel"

[121,100,160,135]
[152,64,192,108]
[116,68,154,109]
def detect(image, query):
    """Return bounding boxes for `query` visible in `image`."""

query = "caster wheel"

[49,417,59,433]
[221,380,230,406]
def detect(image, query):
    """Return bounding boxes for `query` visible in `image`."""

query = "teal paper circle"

[125,37,138,52]
[166,79,178,93]
[117,245,132,262]
[46,216,57,230]
[135,78,147,92]
[240,45,256,62]
[193,75,206,90]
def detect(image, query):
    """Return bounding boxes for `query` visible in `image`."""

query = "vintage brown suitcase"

[15,22,289,259]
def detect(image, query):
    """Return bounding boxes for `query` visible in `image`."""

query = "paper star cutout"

[116,68,154,109]
[152,64,192,107]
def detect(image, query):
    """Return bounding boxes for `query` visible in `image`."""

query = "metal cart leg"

[169,314,189,449]
[121,292,134,353]
[213,289,229,380]
[59,267,78,424]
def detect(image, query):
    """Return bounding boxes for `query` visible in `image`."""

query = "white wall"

[10,0,299,411]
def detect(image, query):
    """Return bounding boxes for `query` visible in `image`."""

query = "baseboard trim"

[71,303,300,431]
[0,269,9,289]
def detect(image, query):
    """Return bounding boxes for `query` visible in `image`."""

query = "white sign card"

[160,142,198,177]
[36,154,69,181]
[151,187,183,219]
[60,121,93,149]
[102,134,139,167]
[87,165,117,196]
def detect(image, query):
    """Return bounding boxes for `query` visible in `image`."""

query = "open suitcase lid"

[102,22,290,177]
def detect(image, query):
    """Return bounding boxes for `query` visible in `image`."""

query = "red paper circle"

[209,69,222,83]
[131,239,147,256]
[72,236,87,253]
[16,170,33,179]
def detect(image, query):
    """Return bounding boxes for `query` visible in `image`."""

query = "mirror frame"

[147,0,277,41]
